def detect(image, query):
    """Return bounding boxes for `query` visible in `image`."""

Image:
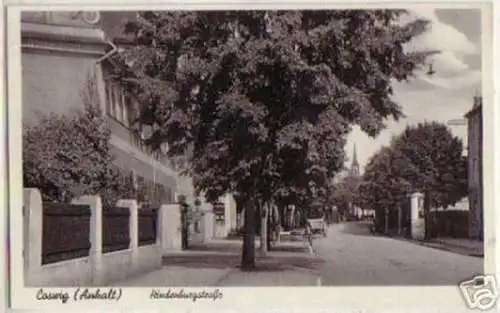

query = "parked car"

[306,206,327,237]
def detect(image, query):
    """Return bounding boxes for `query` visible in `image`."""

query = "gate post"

[410,192,425,240]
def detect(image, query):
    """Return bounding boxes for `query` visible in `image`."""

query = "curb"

[386,235,484,258]
[162,250,239,258]
[416,241,484,258]
[432,240,484,251]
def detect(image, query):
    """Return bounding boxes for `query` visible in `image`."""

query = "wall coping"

[22,22,107,45]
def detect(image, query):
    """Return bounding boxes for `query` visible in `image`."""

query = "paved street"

[113,222,483,286]
[112,238,323,286]
[315,222,483,286]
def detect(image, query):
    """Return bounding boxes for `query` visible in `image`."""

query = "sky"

[345,8,483,172]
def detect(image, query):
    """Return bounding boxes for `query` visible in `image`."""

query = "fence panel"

[429,210,469,238]
[102,206,131,253]
[138,206,158,246]
[42,202,91,264]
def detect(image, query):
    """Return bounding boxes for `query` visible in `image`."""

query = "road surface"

[113,222,482,286]
[315,222,483,285]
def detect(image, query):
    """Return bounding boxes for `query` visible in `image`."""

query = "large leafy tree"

[362,122,468,237]
[116,10,435,269]
[361,145,414,230]
[332,174,363,218]
[393,122,468,209]
[392,122,468,238]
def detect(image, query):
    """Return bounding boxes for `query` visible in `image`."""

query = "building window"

[105,80,131,127]
[102,66,167,162]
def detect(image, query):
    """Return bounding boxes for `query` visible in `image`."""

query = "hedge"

[23,105,141,208]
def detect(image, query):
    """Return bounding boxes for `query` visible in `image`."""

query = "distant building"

[349,143,360,177]
[345,144,367,218]
[334,143,360,183]
[465,95,483,240]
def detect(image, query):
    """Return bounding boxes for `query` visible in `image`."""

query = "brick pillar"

[410,192,425,240]
[116,200,138,271]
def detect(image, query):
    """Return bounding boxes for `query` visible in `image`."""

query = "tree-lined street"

[116,10,441,270]
[21,9,483,289]
[113,222,482,286]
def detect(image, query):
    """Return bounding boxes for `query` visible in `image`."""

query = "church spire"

[350,143,360,177]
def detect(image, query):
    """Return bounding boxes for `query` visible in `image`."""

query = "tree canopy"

[361,121,468,213]
[116,10,435,205]
[332,174,363,216]
[392,121,468,208]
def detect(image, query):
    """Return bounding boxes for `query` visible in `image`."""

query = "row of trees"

[332,122,468,238]
[114,10,437,269]
[361,122,468,238]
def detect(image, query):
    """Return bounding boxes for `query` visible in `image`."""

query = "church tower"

[350,143,360,177]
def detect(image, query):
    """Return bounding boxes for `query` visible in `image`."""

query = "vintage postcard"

[5,1,497,311]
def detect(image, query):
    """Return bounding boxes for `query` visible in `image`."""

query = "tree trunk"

[241,198,256,270]
[397,206,402,235]
[266,214,272,251]
[424,192,431,240]
[274,205,281,243]
[279,204,286,231]
[235,196,245,230]
[384,207,389,234]
[260,202,268,257]
[181,205,189,250]
[289,205,295,229]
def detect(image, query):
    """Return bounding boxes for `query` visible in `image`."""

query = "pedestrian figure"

[303,221,316,256]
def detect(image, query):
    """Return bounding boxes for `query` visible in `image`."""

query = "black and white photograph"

[7,3,496,310]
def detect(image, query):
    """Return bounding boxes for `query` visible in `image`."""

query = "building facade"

[465,95,483,240]
[21,11,179,205]
[21,11,238,237]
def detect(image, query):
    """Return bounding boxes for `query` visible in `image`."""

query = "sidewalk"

[112,238,323,287]
[420,237,484,257]
[389,235,484,257]
[341,221,484,258]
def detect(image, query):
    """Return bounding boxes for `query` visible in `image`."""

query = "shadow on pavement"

[237,255,324,272]
[188,241,242,253]
[163,241,324,273]
[271,245,305,253]
[163,253,241,269]
[340,221,379,237]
